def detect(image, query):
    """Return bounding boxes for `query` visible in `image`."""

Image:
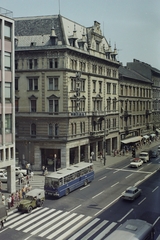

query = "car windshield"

[126,189,133,194]
[132,159,139,162]
[140,154,147,157]
[26,196,34,200]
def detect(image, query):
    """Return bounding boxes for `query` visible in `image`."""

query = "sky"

[1,0,160,69]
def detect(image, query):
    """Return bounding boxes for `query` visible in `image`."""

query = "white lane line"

[118,208,134,222]
[153,216,160,226]
[94,222,117,240]
[98,176,107,181]
[68,218,100,240]
[80,220,108,240]
[111,182,119,188]
[113,170,119,173]
[69,204,82,212]
[92,191,104,199]
[31,211,68,235]
[16,209,55,231]
[138,197,146,205]
[23,210,60,233]
[152,186,159,192]
[94,195,120,216]
[39,213,77,237]
[106,167,151,174]
[80,185,90,190]
[125,173,133,178]
[64,216,92,240]
[47,214,84,239]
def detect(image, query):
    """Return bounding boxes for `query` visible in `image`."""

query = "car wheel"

[27,206,32,213]
[84,180,88,186]
[65,188,70,196]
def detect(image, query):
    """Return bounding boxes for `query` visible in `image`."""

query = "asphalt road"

[0,148,160,240]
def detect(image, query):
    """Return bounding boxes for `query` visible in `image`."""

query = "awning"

[121,136,142,144]
[150,133,156,137]
[143,135,150,139]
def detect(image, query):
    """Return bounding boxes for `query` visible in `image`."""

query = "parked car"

[122,186,141,201]
[130,158,143,168]
[0,173,7,183]
[0,169,7,175]
[15,167,27,176]
[17,189,45,213]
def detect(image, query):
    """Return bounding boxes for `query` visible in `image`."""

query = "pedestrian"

[42,165,45,175]
[1,220,4,229]
[30,171,34,180]
[44,167,48,176]
[15,190,19,203]
[26,175,29,184]
[1,194,5,205]
[19,189,22,200]
[7,195,11,210]
[27,184,32,192]
[22,187,26,199]
[11,193,14,207]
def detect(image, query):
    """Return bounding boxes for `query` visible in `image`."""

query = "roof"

[119,65,151,83]
[46,162,93,179]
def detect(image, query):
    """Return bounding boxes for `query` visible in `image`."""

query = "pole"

[103,116,106,166]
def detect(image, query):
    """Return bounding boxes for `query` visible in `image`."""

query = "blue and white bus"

[44,162,94,198]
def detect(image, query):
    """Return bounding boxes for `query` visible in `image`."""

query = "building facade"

[15,15,120,170]
[118,65,153,149]
[0,8,16,192]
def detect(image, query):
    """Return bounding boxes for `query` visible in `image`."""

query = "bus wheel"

[65,189,69,196]
[84,180,88,186]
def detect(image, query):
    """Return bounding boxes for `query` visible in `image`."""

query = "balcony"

[90,130,105,138]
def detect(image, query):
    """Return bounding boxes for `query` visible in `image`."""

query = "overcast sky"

[1,0,160,69]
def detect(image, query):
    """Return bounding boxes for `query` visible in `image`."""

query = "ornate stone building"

[118,65,153,148]
[15,15,120,170]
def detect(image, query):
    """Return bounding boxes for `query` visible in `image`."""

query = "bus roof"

[45,162,93,179]
[106,219,153,240]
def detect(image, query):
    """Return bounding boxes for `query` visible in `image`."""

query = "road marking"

[153,216,160,226]
[118,208,134,222]
[69,204,82,212]
[152,186,159,192]
[93,222,117,240]
[125,173,133,178]
[94,195,120,216]
[80,184,90,190]
[106,167,151,174]
[111,182,119,188]
[138,197,146,205]
[92,191,104,199]
[98,176,107,181]
[113,170,119,173]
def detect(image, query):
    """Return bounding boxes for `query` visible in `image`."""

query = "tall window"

[48,123,53,136]
[55,123,59,136]
[107,83,111,94]
[30,100,36,112]
[49,58,58,69]
[113,84,116,94]
[15,98,19,112]
[15,78,19,91]
[48,77,59,90]
[5,114,12,133]
[5,82,11,102]
[4,22,11,40]
[5,52,11,70]
[49,100,59,113]
[31,123,36,136]
[99,81,102,93]
[93,81,96,92]
[0,115,2,134]
[28,78,38,90]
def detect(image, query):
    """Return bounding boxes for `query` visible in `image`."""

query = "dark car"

[151,151,158,158]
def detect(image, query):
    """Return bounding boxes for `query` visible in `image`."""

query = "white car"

[130,158,143,168]
[122,186,141,201]
[0,173,7,183]
[15,167,27,176]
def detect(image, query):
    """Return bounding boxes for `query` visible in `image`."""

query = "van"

[139,151,149,163]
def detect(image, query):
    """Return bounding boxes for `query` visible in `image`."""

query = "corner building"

[0,8,16,192]
[15,15,120,170]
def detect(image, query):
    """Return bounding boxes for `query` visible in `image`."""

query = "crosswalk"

[3,207,118,240]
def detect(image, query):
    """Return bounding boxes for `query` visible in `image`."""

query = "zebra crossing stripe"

[47,214,84,239]
[8,207,48,228]
[68,218,100,240]
[94,222,117,240]
[39,212,77,237]
[16,208,55,231]
[55,216,92,240]
[81,220,108,240]
[30,210,63,235]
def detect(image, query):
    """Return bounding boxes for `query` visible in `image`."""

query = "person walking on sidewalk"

[1,194,5,205]
[7,195,11,210]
